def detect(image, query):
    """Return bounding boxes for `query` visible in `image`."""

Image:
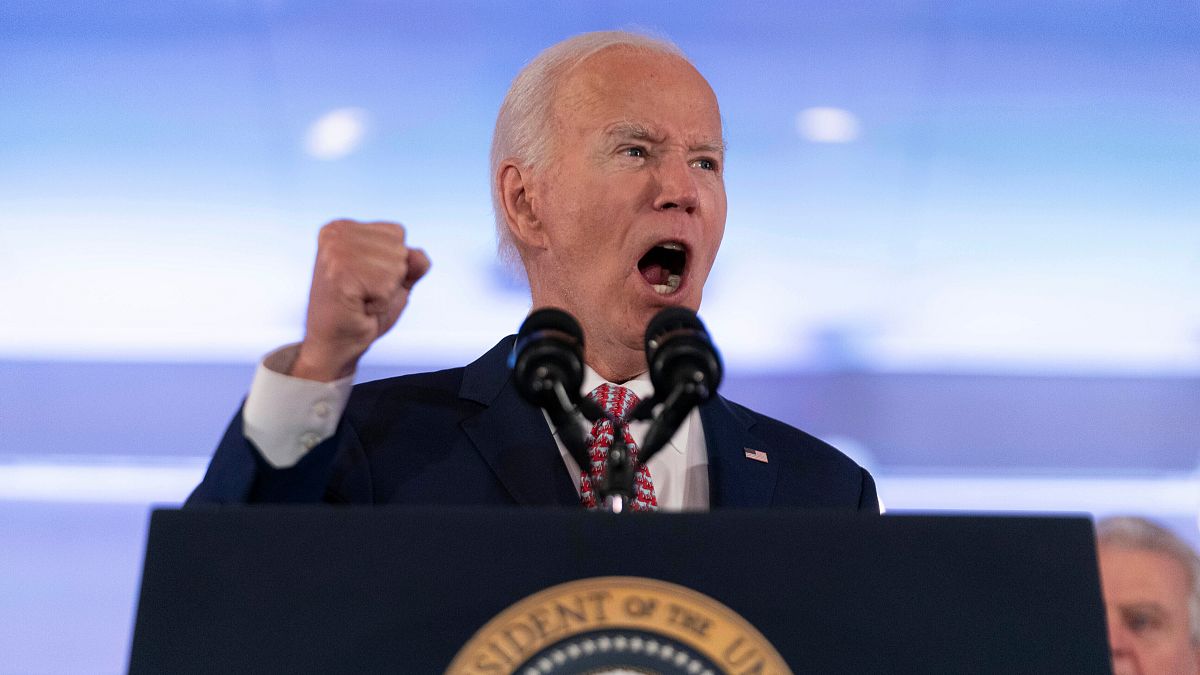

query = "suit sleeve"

[185,344,369,504]
[857,467,882,514]
[186,406,371,505]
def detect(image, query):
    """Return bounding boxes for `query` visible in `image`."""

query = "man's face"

[1099,545,1200,675]
[526,47,726,371]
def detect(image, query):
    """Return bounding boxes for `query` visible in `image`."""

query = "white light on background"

[3,457,1198,523]
[0,458,207,504]
[796,106,860,143]
[304,107,369,159]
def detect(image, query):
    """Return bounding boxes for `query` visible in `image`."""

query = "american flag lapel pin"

[744,448,769,463]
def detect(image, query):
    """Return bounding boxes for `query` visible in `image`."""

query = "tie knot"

[586,384,640,422]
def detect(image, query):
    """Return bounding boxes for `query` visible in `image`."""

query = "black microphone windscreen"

[512,307,586,407]
[519,307,584,344]
[645,306,706,350]
[643,306,722,399]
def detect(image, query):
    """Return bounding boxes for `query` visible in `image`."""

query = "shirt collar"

[580,366,654,403]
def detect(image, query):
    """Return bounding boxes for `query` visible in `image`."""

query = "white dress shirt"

[547,368,709,511]
[241,344,710,510]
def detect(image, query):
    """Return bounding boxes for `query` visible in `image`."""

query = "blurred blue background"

[1,1,1197,672]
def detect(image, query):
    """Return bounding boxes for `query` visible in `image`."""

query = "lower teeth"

[652,274,681,295]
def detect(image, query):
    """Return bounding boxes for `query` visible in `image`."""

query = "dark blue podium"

[129,508,1110,673]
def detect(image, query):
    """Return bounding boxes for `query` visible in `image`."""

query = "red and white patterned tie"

[579,383,658,511]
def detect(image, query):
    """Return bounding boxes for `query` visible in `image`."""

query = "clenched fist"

[291,219,431,381]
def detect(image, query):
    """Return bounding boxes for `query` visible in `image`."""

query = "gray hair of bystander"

[1097,515,1200,645]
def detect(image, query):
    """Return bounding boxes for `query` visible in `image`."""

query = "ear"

[498,161,547,251]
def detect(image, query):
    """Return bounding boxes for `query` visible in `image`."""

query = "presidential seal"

[445,576,791,675]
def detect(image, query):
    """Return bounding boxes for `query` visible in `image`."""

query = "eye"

[1124,609,1163,634]
[623,146,647,158]
[691,157,718,171]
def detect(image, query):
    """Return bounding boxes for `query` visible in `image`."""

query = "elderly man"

[189,31,877,511]
[1097,516,1200,675]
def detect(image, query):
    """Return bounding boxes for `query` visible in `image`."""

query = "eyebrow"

[1119,602,1167,618]
[603,121,726,155]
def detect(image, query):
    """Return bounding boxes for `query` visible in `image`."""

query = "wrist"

[291,342,359,382]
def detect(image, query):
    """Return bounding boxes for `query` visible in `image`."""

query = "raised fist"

[291,219,430,381]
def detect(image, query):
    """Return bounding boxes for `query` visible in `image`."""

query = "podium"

[129,508,1110,673]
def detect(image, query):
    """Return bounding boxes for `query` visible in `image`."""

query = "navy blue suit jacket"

[188,337,878,510]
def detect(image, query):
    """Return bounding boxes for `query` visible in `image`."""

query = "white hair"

[489,30,688,275]
[1097,516,1200,645]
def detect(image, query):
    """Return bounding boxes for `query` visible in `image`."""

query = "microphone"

[510,308,592,468]
[638,307,723,463]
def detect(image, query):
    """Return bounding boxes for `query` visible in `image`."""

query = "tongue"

[640,263,670,285]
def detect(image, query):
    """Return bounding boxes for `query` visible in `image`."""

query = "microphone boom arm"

[544,376,593,471]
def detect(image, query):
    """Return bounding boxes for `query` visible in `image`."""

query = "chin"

[663,289,703,313]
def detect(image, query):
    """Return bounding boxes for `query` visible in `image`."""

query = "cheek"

[704,184,728,249]
[535,162,595,225]
[702,221,725,269]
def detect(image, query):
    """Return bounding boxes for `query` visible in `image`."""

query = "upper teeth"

[660,242,684,251]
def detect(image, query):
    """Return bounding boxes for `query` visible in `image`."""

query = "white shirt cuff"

[242,343,354,469]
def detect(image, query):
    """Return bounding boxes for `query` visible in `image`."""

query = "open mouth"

[637,242,687,295]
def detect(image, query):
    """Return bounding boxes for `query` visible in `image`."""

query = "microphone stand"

[536,383,639,514]
[598,418,636,514]
[631,380,710,466]
[571,400,637,514]
[529,373,639,514]
[543,379,593,473]
[595,379,711,513]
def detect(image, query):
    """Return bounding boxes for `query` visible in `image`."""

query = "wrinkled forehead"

[1100,545,1196,598]
[551,47,724,140]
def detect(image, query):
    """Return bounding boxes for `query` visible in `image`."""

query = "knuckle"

[374,220,406,241]
[320,218,361,239]
[318,223,340,246]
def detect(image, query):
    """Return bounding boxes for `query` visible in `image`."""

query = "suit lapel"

[456,337,777,509]
[700,395,779,508]
[459,337,580,507]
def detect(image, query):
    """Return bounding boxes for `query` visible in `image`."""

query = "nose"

[652,158,700,214]
[1105,611,1137,670]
